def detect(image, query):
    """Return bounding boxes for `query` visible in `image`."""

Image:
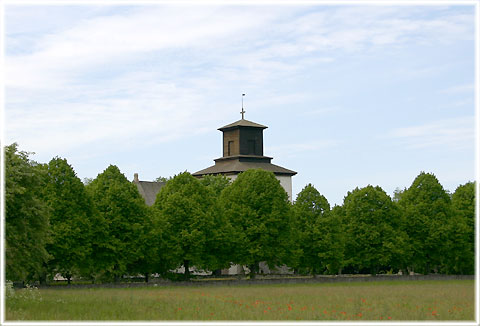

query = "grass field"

[6,280,475,321]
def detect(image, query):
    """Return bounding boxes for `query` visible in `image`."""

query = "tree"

[322,205,346,274]
[343,185,405,275]
[398,172,453,274]
[154,176,172,183]
[292,184,331,274]
[392,187,406,202]
[153,172,218,279]
[44,157,92,284]
[86,165,150,282]
[198,174,235,274]
[127,206,162,282]
[5,143,51,282]
[220,169,293,278]
[449,181,475,274]
[199,174,231,196]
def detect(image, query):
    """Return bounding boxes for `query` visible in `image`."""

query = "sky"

[3,2,477,206]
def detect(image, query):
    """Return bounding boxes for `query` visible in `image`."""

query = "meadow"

[6,280,475,321]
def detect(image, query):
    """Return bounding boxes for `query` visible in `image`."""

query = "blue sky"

[4,3,476,205]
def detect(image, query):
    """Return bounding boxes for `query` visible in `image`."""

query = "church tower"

[193,114,296,201]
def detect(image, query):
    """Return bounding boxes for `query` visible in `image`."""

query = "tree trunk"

[145,273,149,283]
[113,264,120,283]
[248,263,257,279]
[184,260,191,280]
[39,272,47,285]
[66,272,72,285]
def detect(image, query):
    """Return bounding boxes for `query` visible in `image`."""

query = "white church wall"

[276,175,293,202]
[226,174,237,182]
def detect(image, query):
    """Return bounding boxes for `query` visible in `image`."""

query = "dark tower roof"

[193,118,296,177]
[218,119,267,131]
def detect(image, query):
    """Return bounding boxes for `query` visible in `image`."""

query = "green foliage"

[127,206,160,281]
[392,187,405,202]
[398,172,453,274]
[86,165,150,281]
[449,181,476,274]
[5,143,51,282]
[199,174,235,271]
[343,185,406,275]
[44,157,93,282]
[199,174,231,196]
[293,184,343,275]
[154,172,220,278]
[315,204,345,274]
[154,176,172,183]
[220,169,293,276]
[4,138,474,280]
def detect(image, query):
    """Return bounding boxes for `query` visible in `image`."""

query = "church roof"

[218,119,267,131]
[192,159,296,177]
[134,180,165,206]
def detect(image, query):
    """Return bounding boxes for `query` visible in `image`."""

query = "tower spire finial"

[240,93,246,119]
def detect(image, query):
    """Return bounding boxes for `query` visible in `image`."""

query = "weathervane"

[240,93,246,119]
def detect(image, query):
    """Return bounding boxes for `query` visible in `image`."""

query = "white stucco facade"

[276,175,293,202]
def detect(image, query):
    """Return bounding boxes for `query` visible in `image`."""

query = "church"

[192,114,297,201]
[134,112,296,204]
[133,110,297,275]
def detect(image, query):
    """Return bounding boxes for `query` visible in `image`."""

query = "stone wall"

[38,274,474,289]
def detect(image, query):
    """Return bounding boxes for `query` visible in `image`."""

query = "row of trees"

[5,143,476,284]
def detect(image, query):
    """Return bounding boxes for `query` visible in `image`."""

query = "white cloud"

[4,4,475,159]
[439,83,474,94]
[5,73,222,154]
[389,116,475,150]
[6,5,474,90]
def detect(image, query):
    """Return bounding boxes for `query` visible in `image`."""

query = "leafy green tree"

[127,207,161,282]
[398,172,453,274]
[343,185,405,275]
[154,172,218,279]
[313,204,345,275]
[449,181,475,274]
[86,165,149,282]
[292,184,330,274]
[44,157,92,284]
[220,169,293,278]
[199,174,231,196]
[392,187,406,202]
[154,176,172,183]
[199,174,235,274]
[5,143,51,282]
